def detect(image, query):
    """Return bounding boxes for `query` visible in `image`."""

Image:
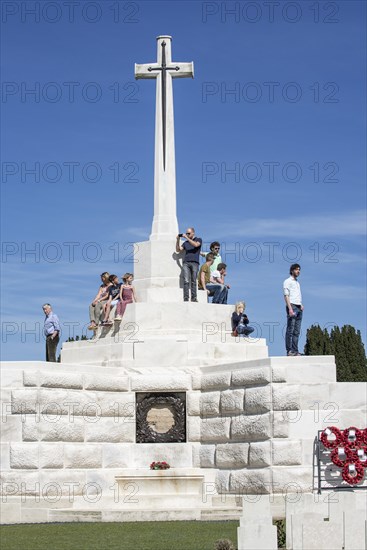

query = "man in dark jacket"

[176,227,202,302]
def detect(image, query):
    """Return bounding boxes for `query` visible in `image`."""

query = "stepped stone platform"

[1,262,366,526]
[2,327,366,524]
[60,303,269,367]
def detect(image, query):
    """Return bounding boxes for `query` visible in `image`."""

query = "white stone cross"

[135,36,194,241]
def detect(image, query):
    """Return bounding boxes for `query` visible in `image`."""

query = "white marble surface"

[1,351,366,525]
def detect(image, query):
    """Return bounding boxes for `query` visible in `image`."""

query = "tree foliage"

[66,335,88,342]
[304,324,367,382]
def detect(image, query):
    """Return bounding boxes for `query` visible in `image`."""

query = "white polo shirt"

[211,269,224,283]
[283,276,302,305]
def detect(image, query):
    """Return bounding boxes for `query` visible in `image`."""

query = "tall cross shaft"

[135,36,194,241]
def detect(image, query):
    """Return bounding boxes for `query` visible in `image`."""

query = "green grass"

[0,521,239,550]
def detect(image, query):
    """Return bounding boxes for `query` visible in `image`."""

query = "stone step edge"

[46,507,243,515]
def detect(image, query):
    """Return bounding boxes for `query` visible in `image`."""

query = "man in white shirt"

[283,264,304,356]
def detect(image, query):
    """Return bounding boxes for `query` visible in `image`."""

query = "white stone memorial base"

[1,334,366,526]
[115,468,216,511]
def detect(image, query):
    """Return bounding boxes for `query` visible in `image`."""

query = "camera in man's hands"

[178,233,184,238]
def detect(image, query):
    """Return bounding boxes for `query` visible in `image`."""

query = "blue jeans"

[218,285,228,304]
[182,261,199,301]
[237,324,254,337]
[206,283,224,304]
[285,304,303,353]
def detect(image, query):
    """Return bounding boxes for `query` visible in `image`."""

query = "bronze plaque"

[136,392,186,443]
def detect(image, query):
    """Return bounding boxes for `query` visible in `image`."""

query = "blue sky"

[1,0,366,360]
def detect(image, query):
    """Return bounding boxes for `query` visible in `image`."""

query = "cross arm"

[135,62,194,80]
[172,62,194,79]
[135,63,159,79]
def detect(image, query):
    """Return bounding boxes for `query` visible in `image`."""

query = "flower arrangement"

[320,426,343,448]
[330,447,351,468]
[321,426,367,486]
[343,426,363,448]
[342,461,365,485]
[150,461,170,470]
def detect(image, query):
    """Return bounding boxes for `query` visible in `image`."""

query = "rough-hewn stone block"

[85,418,134,443]
[216,443,249,468]
[39,372,83,389]
[200,417,231,443]
[199,445,216,467]
[187,417,201,442]
[36,390,135,419]
[215,470,230,493]
[273,411,289,438]
[94,392,135,418]
[232,367,270,386]
[64,444,102,468]
[1,443,10,470]
[0,416,22,442]
[22,421,38,442]
[191,374,201,391]
[200,373,231,391]
[11,390,38,414]
[187,392,200,416]
[42,418,85,442]
[23,371,39,387]
[200,392,220,417]
[271,367,287,383]
[272,385,300,410]
[230,469,271,494]
[39,443,64,468]
[10,443,39,469]
[245,386,271,414]
[37,388,91,416]
[231,413,271,441]
[22,417,85,442]
[84,374,129,392]
[220,389,244,414]
[249,441,271,467]
[131,375,190,391]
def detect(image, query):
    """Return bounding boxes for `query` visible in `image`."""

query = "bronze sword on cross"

[135,36,194,240]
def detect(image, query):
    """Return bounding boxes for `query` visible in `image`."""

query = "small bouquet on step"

[150,461,170,470]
